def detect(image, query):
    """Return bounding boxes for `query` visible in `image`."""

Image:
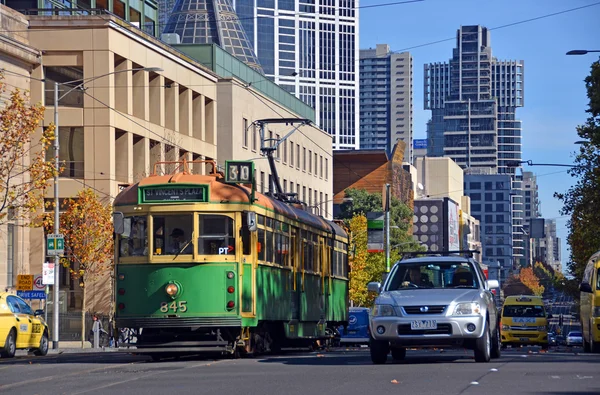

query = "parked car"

[548,332,557,346]
[566,331,583,347]
[0,292,49,358]
[367,252,501,364]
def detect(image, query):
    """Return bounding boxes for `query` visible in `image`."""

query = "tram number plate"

[160,301,187,313]
[411,320,437,330]
[519,338,529,342]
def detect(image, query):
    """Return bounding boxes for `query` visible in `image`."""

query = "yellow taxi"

[500,295,550,349]
[0,292,49,358]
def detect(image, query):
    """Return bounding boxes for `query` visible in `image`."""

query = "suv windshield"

[386,261,479,290]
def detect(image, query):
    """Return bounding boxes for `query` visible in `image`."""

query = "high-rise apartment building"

[424,25,524,175]
[233,0,360,150]
[520,171,540,267]
[359,45,413,160]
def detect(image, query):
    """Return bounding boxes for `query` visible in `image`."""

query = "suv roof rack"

[400,250,480,260]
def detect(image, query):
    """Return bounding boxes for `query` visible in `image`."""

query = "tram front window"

[119,216,148,257]
[153,214,193,255]
[198,215,235,255]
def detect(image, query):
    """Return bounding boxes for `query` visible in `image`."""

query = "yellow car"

[0,292,49,358]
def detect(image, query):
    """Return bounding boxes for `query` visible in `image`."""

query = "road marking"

[576,375,593,380]
[550,376,561,379]
[470,381,479,385]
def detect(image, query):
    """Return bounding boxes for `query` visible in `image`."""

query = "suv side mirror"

[34,309,44,317]
[486,279,499,290]
[579,282,593,293]
[367,282,381,294]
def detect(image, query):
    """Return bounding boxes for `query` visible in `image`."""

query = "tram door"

[290,227,300,321]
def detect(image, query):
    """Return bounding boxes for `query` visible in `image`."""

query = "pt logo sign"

[218,246,234,255]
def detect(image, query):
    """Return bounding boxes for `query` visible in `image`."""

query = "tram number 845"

[160,301,188,313]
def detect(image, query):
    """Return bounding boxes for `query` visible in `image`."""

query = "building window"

[296,144,300,169]
[470,182,481,190]
[325,158,328,180]
[243,118,249,148]
[484,182,493,190]
[320,156,323,178]
[495,215,504,223]
[303,147,306,171]
[252,124,257,152]
[308,150,312,174]
[45,66,84,108]
[45,127,84,178]
[283,139,288,163]
[260,171,265,193]
[290,141,294,167]
[276,134,281,159]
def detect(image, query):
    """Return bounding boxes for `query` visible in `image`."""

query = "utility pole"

[53,82,60,350]
[383,183,391,272]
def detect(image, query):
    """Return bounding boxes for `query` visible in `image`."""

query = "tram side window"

[198,215,235,255]
[258,228,265,261]
[342,243,348,277]
[119,216,148,257]
[153,215,193,255]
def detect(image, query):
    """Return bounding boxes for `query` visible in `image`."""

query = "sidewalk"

[15,341,123,357]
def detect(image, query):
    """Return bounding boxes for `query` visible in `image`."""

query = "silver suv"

[367,253,501,364]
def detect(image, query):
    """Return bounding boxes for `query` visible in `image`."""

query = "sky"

[359,0,600,273]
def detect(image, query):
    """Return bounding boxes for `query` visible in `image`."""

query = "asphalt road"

[1,347,598,395]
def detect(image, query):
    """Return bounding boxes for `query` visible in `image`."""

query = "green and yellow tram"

[113,159,349,356]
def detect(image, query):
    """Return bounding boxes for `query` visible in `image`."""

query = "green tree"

[555,58,600,281]
[337,188,421,251]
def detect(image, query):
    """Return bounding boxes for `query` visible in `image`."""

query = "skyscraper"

[424,25,524,175]
[158,0,177,33]
[163,0,263,73]
[359,44,413,161]
[233,0,360,150]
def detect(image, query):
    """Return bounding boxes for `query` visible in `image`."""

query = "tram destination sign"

[139,185,208,203]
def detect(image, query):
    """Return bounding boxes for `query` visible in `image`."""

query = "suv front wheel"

[474,321,491,362]
[370,337,389,364]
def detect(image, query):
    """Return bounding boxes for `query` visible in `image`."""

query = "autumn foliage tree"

[348,214,371,307]
[59,188,114,348]
[519,267,545,296]
[0,76,57,225]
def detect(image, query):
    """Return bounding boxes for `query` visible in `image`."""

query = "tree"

[337,188,421,250]
[0,76,57,225]
[59,189,114,348]
[348,214,371,307]
[555,58,600,280]
[518,267,545,296]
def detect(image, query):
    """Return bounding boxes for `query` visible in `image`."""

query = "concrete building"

[0,4,42,291]
[233,0,360,150]
[359,45,413,160]
[413,157,464,206]
[521,171,541,267]
[464,173,515,283]
[424,25,524,176]
[175,44,334,218]
[4,0,160,36]
[536,219,561,273]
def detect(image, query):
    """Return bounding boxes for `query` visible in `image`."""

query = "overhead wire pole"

[52,82,60,350]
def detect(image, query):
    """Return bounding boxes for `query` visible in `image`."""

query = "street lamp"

[566,50,600,55]
[50,66,162,350]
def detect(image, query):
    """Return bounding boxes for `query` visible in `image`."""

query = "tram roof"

[114,173,347,238]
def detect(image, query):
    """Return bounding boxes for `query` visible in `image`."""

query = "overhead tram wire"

[387,1,600,54]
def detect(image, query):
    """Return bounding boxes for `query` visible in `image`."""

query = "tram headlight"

[165,282,180,298]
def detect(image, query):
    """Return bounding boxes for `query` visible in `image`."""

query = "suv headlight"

[537,326,547,331]
[502,324,510,331]
[372,304,396,317]
[453,302,481,315]
[593,307,600,317]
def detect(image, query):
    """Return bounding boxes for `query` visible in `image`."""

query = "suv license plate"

[411,320,437,330]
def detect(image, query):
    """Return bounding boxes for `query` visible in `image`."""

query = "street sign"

[47,233,64,256]
[16,274,33,291]
[43,262,55,285]
[16,290,46,300]
[33,275,44,290]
